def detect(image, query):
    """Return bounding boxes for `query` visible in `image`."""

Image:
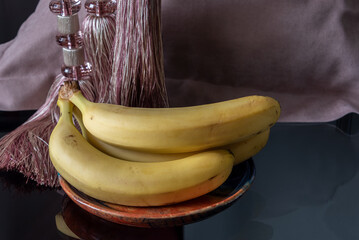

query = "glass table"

[1,116,358,240]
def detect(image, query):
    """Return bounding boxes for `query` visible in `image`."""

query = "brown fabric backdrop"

[1,0,359,122]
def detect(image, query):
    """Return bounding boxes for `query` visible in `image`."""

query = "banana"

[72,106,197,161]
[73,106,270,165]
[63,81,280,153]
[49,98,234,206]
[228,129,270,165]
[55,213,80,239]
[89,129,270,165]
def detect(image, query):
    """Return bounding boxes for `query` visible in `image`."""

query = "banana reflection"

[55,212,80,239]
[56,197,183,240]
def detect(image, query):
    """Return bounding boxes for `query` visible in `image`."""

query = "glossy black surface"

[185,122,359,240]
[1,116,359,239]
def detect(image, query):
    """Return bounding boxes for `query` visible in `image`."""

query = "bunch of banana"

[50,98,234,206]
[49,81,280,207]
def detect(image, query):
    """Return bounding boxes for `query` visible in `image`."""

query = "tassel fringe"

[83,14,116,103]
[0,75,96,187]
[111,0,169,107]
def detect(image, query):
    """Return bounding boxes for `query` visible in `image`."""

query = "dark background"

[0,0,39,43]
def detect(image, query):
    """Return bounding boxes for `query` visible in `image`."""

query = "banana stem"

[69,92,90,114]
[59,81,89,113]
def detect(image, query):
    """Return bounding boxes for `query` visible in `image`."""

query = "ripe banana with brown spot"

[63,81,280,153]
[49,98,234,206]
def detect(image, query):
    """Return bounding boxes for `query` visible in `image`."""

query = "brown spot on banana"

[64,134,78,146]
[208,174,219,181]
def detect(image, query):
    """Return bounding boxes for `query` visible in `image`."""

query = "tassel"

[0,0,95,187]
[0,78,94,187]
[111,0,169,107]
[83,0,116,103]
[0,74,64,186]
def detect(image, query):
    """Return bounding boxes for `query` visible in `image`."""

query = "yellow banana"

[90,130,270,165]
[73,106,269,165]
[72,106,188,161]
[228,129,270,165]
[64,81,280,153]
[49,98,234,206]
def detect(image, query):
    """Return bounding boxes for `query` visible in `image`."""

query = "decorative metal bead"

[49,0,81,16]
[85,0,116,16]
[61,63,92,79]
[56,32,84,49]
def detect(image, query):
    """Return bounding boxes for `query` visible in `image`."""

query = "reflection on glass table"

[56,196,183,240]
[1,118,359,239]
